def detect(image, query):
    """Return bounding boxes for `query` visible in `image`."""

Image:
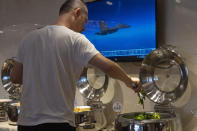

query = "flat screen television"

[83,0,157,61]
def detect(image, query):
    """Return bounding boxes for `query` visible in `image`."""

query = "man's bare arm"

[10,61,23,84]
[88,53,141,92]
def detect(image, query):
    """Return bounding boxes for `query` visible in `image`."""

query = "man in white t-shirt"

[10,0,141,131]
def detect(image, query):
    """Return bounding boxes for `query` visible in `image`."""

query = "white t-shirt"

[16,25,99,126]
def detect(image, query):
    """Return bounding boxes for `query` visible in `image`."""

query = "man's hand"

[126,77,142,93]
[133,81,142,93]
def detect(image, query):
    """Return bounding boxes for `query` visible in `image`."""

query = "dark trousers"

[18,123,76,131]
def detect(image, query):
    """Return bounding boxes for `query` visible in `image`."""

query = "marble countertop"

[0,121,17,131]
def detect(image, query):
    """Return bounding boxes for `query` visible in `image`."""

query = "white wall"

[158,0,197,130]
[0,0,197,130]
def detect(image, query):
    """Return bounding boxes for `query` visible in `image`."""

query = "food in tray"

[0,99,12,103]
[74,106,91,113]
[124,112,161,120]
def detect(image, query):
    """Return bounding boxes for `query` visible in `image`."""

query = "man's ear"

[73,8,81,18]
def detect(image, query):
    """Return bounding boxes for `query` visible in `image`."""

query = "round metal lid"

[76,68,109,101]
[1,58,21,100]
[139,45,188,105]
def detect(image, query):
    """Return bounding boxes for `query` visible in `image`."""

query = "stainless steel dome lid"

[1,58,21,100]
[139,45,188,105]
[76,68,109,101]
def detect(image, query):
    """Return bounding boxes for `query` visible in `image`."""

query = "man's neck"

[55,14,73,29]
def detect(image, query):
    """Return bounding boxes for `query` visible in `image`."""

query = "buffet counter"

[0,121,17,131]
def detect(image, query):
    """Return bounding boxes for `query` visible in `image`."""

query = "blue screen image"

[83,0,156,59]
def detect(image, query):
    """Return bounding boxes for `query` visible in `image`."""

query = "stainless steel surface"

[0,99,11,122]
[7,102,20,125]
[154,104,176,116]
[0,99,12,107]
[0,110,8,122]
[87,101,103,110]
[140,45,188,105]
[75,110,93,125]
[1,58,21,100]
[0,99,12,122]
[115,112,177,131]
[77,68,109,101]
[75,110,96,129]
[74,106,93,125]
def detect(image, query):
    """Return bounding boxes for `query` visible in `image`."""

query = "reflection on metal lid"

[2,76,10,81]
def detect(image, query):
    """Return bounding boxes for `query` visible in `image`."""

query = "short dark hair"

[59,0,86,16]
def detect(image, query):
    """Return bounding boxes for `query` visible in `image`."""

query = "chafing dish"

[0,99,12,122]
[1,58,22,125]
[7,102,20,125]
[76,68,108,129]
[115,112,176,131]
[74,106,95,127]
[115,45,188,131]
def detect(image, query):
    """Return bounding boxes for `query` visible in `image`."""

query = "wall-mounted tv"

[83,0,157,61]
